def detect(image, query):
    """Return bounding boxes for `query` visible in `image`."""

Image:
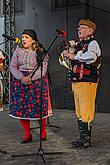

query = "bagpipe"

[59,39,83,71]
[58,39,101,81]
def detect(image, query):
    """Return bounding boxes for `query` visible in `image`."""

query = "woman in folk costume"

[9,29,52,143]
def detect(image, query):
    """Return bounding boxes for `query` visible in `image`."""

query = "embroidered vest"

[68,38,101,83]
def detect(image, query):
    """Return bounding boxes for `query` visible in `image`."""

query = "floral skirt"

[9,72,52,120]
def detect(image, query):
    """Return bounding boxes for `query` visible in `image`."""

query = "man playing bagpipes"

[59,19,101,148]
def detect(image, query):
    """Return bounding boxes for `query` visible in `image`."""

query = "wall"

[15,0,85,110]
[0,0,110,112]
[93,1,110,112]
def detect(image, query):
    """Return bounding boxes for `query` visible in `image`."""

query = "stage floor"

[0,105,110,165]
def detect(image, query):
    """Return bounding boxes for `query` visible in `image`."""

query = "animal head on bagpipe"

[58,39,84,54]
[58,40,84,70]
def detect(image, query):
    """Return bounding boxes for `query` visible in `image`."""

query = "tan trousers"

[72,82,98,122]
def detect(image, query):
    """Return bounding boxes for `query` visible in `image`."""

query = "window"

[0,0,25,16]
[15,0,25,13]
[52,0,80,11]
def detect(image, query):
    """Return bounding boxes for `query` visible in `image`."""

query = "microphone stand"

[11,33,64,163]
[30,69,60,130]
[30,36,61,130]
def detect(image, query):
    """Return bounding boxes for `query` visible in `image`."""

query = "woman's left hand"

[20,76,32,85]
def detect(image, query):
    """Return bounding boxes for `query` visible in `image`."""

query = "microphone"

[2,34,20,44]
[56,29,66,37]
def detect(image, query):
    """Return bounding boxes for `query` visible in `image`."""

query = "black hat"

[22,29,38,41]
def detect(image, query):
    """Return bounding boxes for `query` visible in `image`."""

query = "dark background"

[1,0,109,113]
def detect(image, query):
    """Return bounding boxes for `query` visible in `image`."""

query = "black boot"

[88,122,92,141]
[71,120,83,146]
[72,120,92,149]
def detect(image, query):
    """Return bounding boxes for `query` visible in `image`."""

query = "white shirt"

[74,40,101,64]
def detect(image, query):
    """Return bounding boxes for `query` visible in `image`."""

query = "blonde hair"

[31,41,44,52]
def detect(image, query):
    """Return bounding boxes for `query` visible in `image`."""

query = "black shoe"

[21,135,32,144]
[73,140,91,149]
[71,139,81,146]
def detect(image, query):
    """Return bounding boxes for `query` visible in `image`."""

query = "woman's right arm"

[9,49,24,80]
